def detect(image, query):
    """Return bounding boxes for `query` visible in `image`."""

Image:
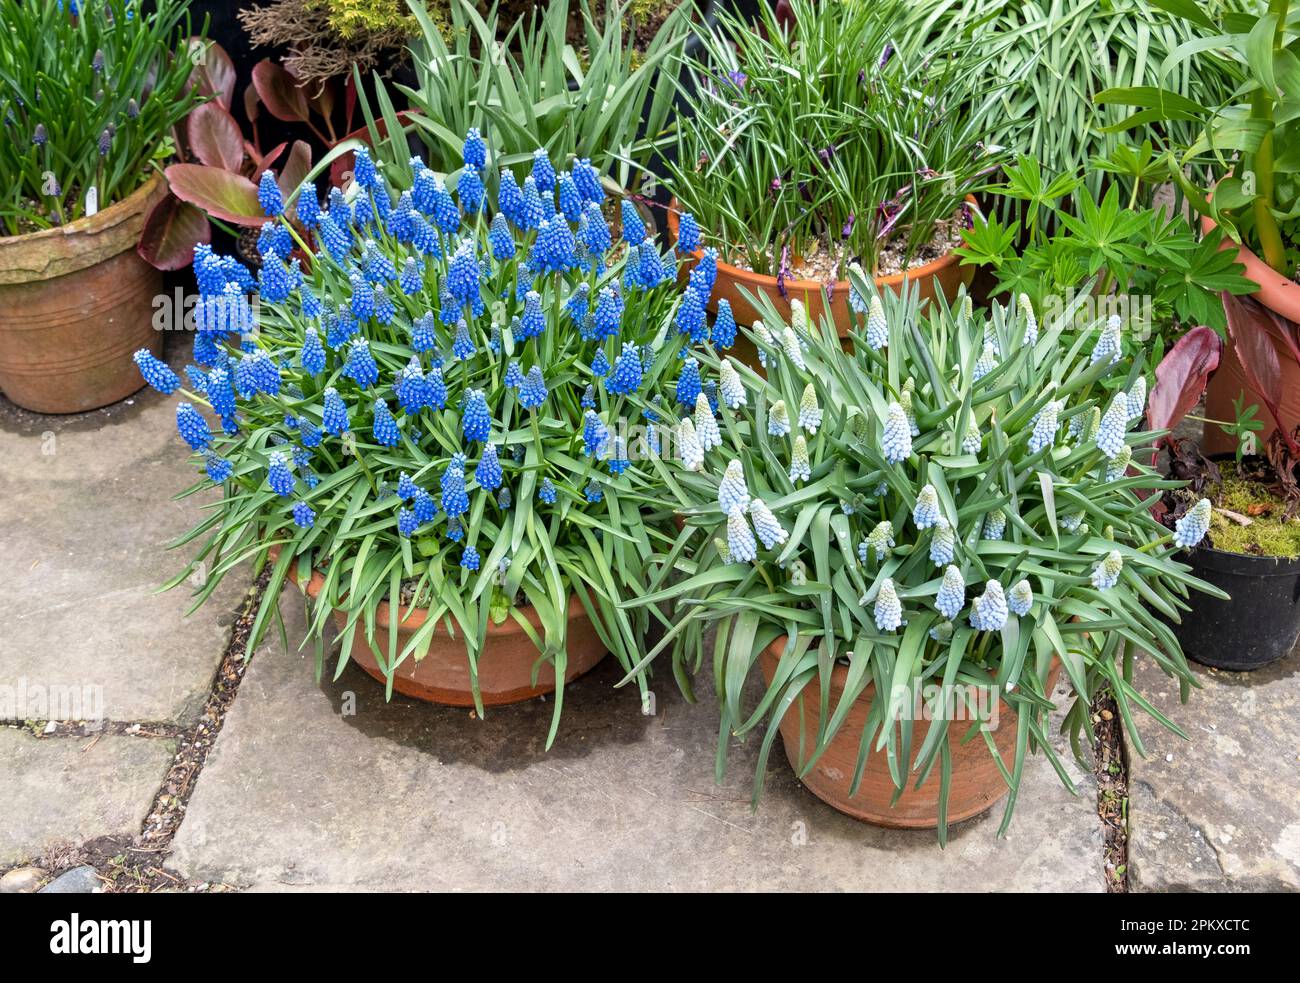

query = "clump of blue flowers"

[139,133,716,719]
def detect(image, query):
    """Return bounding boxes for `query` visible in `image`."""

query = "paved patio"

[1,337,1297,892]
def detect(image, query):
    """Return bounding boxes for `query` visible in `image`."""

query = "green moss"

[1207,462,1300,558]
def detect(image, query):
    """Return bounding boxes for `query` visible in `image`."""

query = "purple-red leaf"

[164,163,266,227]
[188,38,236,110]
[187,101,244,173]
[252,59,310,124]
[1149,325,1222,437]
[277,141,312,198]
[1222,291,1300,455]
[137,195,211,271]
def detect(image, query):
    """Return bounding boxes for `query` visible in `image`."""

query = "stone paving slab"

[1128,651,1300,892]
[171,590,1103,892]
[0,727,174,866]
[0,337,246,725]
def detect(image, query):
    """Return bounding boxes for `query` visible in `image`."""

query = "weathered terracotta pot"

[292,562,607,706]
[1200,212,1300,454]
[0,173,166,414]
[667,197,978,338]
[759,638,1062,828]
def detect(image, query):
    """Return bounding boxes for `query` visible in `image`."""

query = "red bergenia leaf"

[189,38,236,109]
[278,140,313,198]
[252,59,310,124]
[1149,325,1221,437]
[137,195,211,271]
[187,101,244,173]
[165,163,266,226]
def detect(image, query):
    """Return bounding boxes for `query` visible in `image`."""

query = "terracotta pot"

[0,173,167,414]
[759,637,1062,828]
[666,197,978,338]
[291,561,607,706]
[1200,212,1300,454]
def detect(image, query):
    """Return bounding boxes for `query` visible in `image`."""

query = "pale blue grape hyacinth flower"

[726,504,758,563]
[882,402,912,464]
[1174,499,1212,549]
[798,384,822,435]
[749,498,788,549]
[969,580,1008,631]
[866,521,894,562]
[983,508,1007,540]
[695,392,721,452]
[935,565,965,619]
[719,360,746,409]
[865,295,888,351]
[1091,550,1124,590]
[1096,394,1129,459]
[1029,399,1062,454]
[1008,579,1034,617]
[768,400,790,437]
[929,516,955,566]
[678,417,704,471]
[718,459,749,514]
[913,484,940,529]
[789,435,811,482]
[874,578,903,632]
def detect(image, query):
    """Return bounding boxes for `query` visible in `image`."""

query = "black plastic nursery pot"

[1170,545,1300,672]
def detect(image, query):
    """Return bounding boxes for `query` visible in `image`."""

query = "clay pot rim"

[666,195,980,297]
[281,548,591,637]
[0,171,167,284]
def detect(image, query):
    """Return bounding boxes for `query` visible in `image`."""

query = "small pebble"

[1165,753,1174,762]
[42,721,56,735]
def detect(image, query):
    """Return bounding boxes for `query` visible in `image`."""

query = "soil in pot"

[758,639,1062,829]
[1162,455,1300,671]
[291,561,608,706]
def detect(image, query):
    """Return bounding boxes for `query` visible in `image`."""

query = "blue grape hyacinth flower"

[675,357,702,407]
[292,502,316,529]
[475,444,503,491]
[676,211,700,253]
[620,200,646,246]
[462,389,491,442]
[267,452,296,497]
[712,299,737,349]
[371,399,401,448]
[519,367,548,410]
[134,349,179,394]
[176,403,210,450]
[538,477,557,504]
[257,170,283,217]
[322,387,349,435]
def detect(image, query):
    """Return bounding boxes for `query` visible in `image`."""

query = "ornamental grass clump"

[632,274,1223,837]
[0,0,200,234]
[137,133,706,741]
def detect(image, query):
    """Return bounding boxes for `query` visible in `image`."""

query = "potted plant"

[663,0,1007,334]
[389,0,692,198]
[628,271,1221,837]
[0,0,200,413]
[1147,298,1300,671]
[1100,0,1300,447]
[135,132,706,745]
